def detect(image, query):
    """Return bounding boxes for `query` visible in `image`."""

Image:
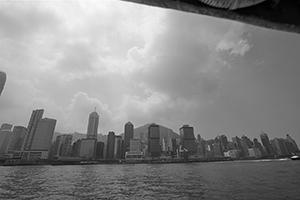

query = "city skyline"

[0,1,299,145]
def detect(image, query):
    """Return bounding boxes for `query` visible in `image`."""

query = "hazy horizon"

[0,0,299,144]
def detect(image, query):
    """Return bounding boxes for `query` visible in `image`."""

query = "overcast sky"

[0,0,299,144]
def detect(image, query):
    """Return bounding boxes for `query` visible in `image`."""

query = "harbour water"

[0,159,299,200]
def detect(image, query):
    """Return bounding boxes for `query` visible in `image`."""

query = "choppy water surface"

[0,160,299,200]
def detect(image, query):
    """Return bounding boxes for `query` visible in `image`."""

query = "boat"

[291,155,300,160]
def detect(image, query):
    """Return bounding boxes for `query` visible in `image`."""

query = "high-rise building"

[95,141,105,159]
[124,122,134,152]
[0,123,12,131]
[253,138,264,155]
[0,123,13,154]
[79,138,97,160]
[30,118,56,151]
[8,126,27,152]
[53,134,73,157]
[147,123,161,157]
[0,130,13,154]
[106,131,115,159]
[87,109,99,139]
[272,138,289,156]
[114,135,123,159]
[179,125,197,154]
[130,138,141,152]
[22,109,44,150]
[286,134,299,152]
[260,132,274,155]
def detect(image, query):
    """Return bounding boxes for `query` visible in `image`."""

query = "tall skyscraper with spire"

[22,109,44,150]
[87,108,99,139]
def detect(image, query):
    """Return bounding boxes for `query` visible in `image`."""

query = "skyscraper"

[106,131,115,159]
[22,109,44,150]
[114,135,123,159]
[147,123,161,157]
[8,126,27,152]
[87,109,99,139]
[260,132,274,155]
[124,121,134,152]
[0,125,13,154]
[30,118,56,151]
[179,125,197,154]
[53,134,73,157]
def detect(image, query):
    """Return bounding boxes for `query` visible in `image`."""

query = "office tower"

[0,71,6,96]
[161,138,168,152]
[79,138,97,160]
[0,124,13,154]
[241,136,251,157]
[53,134,73,157]
[179,125,197,154]
[22,109,44,150]
[130,138,141,152]
[253,138,264,155]
[8,126,27,151]
[147,123,161,157]
[114,135,122,159]
[30,118,56,151]
[87,109,99,139]
[0,130,13,154]
[95,141,105,159]
[0,123,12,131]
[212,143,223,157]
[286,134,299,152]
[124,122,134,152]
[168,138,177,153]
[260,132,274,155]
[248,148,262,157]
[106,131,115,159]
[272,138,289,156]
[71,139,82,157]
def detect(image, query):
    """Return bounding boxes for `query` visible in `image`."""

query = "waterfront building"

[95,141,105,159]
[0,130,13,154]
[30,118,56,151]
[106,131,115,159]
[79,138,97,160]
[53,134,73,157]
[71,139,82,157]
[260,132,274,155]
[124,122,134,153]
[22,109,44,150]
[130,138,141,152]
[8,126,27,152]
[253,138,264,155]
[168,138,177,153]
[212,143,223,157]
[114,135,123,159]
[87,109,99,139]
[224,150,240,158]
[248,148,262,158]
[286,134,299,152]
[0,123,12,131]
[179,125,197,155]
[147,123,161,157]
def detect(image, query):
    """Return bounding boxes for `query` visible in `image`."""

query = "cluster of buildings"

[0,108,299,163]
[0,109,56,160]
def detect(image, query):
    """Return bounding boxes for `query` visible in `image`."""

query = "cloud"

[216,24,252,56]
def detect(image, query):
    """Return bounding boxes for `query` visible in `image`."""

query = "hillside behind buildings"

[53,123,180,142]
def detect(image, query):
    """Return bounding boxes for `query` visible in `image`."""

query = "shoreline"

[1,156,293,166]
